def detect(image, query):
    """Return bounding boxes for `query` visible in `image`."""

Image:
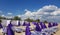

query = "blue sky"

[0,0,60,22]
[0,0,60,15]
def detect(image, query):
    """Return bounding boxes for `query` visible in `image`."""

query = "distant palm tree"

[0,16,6,19]
[24,18,35,22]
[35,19,40,22]
[0,19,2,23]
[0,16,2,19]
[13,16,21,20]
[43,20,48,23]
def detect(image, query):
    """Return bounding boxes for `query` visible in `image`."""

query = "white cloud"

[1,15,5,17]
[42,5,58,10]
[6,12,13,18]
[17,15,21,17]
[51,8,60,15]
[17,5,60,22]
[22,5,57,19]
[7,12,12,15]
[47,15,60,22]
[37,5,58,12]
[24,9,32,16]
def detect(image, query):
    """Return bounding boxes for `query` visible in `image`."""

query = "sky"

[0,0,60,22]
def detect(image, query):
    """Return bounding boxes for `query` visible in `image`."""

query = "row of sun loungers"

[0,20,58,35]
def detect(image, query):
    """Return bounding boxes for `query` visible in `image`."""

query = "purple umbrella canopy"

[0,23,3,28]
[39,22,47,29]
[40,22,43,25]
[18,21,20,26]
[43,24,47,28]
[7,23,15,35]
[55,23,58,26]
[40,23,47,29]
[26,22,30,26]
[53,22,58,26]
[48,22,52,28]
[23,22,26,26]
[32,22,37,25]
[25,26,31,35]
[35,23,42,32]
[23,22,30,26]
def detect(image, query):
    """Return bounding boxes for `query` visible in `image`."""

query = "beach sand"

[0,23,60,35]
[13,23,60,35]
[54,23,60,35]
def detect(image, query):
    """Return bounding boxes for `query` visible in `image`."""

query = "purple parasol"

[48,22,52,28]
[40,23,47,29]
[35,23,42,32]
[23,22,26,26]
[53,22,58,26]
[18,21,20,26]
[7,23,15,35]
[0,23,3,28]
[32,22,37,25]
[25,26,31,35]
